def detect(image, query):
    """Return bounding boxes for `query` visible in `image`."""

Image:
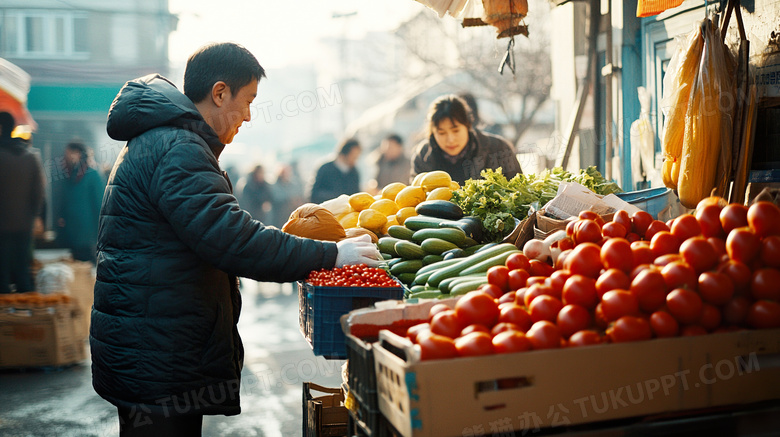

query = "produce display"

[394,197,780,360]
[0,291,73,307]
[305,264,399,288]
[451,166,621,242]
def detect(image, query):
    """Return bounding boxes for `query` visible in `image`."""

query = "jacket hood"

[106,74,225,157]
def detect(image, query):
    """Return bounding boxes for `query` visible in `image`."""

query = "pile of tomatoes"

[306,264,400,288]
[406,199,780,361]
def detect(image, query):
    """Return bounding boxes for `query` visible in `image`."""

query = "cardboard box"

[67,261,96,339]
[303,382,349,437]
[0,305,86,368]
[371,327,780,437]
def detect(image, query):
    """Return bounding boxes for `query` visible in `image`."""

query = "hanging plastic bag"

[630,87,657,189]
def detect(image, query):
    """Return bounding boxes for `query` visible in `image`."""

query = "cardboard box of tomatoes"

[368,326,780,437]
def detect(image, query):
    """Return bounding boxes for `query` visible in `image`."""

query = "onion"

[523,239,551,263]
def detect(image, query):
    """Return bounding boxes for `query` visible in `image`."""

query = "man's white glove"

[335,234,383,267]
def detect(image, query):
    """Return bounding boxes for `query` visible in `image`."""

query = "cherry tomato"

[696,204,726,238]
[760,235,780,269]
[498,304,533,332]
[525,321,562,350]
[717,260,752,295]
[630,269,667,313]
[455,291,499,327]
[568,330,603,347]
[602,221,627,239]
[650,311,679,338]
[505,252,531,271]
[645,220,671,241]
[455,331,495,357]
[429,303,452,319]
[529,260,555,278]
[506,269,530,291]
[574,219,603,245]
[650,230,682,259]
[528,295,563,323]
[562,274,598,309]
[666,288,703,325]
[460,324,491,336]
[671,214,702,242]
[680,236,719,273]
[596,268,631,298]
[751,268,780,301]
[722,296,752,326]
[608,316,652,343]
[746,300,780,329]
[697,303,722,331]
[747,201,780,238]
[407,323,431,343]
[492,330,532,354]
[417,332,458,360]
[565,242,604,278]
[601,289,639,322]
[579,210,605,227]
[631,211,654,237]
[557,304,591,338]
[601,238,634,273]
[720,204,749,234]
[698,271,734,305]
[487,266,510,293]
[726,226,761,265]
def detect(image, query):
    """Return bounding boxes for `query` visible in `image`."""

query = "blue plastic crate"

[298,281,403,359]
[616,187,683,221]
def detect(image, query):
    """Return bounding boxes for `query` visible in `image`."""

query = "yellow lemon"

[411,172,427,187]
[338,211,359,229]
[348,192,375,211]
[449,181,461,191]
[358,209,387,233]
[381,182,407,200]
[381,215,399,235]
[426,187,452,201]
[394,186,426,208]
[421,170,452,192]
[370,198,400,216]
[395,207,417,225]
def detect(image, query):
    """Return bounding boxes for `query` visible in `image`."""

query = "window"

[1,10,89,59]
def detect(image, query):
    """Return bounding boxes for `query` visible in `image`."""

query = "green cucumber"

[422,254,444,265]
[408,290,444,299]
[461,236,479,248]
[390,259,424,275]
[415,257,462,276]
[411,228,467,246]
[387,225,415,241]
[415,200,464,220]
[427,243,517,288]
[403,215,447,231]
[438,273,487,294]
[409,284,437,294]
[381,252,393,260]
[394,240,426,260]
[459,250,521,276]
[396,272,416,285]
[378,237,403,256]
[450,278,490,296]
[420,238,459,255]
[386,257,404,268]
[442,248,467,260]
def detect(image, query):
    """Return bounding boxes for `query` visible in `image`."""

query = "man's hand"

[335,234,383,267]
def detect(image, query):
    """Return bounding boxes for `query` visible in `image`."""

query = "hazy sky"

[168,0,428,69]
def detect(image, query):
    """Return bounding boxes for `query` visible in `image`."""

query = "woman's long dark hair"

[426,95,474,137]
[65,140,91,182]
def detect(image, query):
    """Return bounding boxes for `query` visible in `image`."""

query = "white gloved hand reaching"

[335,234,383,267]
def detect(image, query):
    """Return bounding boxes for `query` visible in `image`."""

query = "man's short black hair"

[183,42,266,103]
[0,112,16,138]
[337,138,361,157]
[385,133,403,145]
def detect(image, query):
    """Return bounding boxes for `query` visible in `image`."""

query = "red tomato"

[602,221,627,239]
[492,330,532,354]
[594,302,609,329]
[671,214,702,241]
[460,324,491,336]
[522,283,552,307]
[455,331,495,357]
[568,330,603,347]
[631,211,654,237]
[697,303,722,331]
[525,321,562,350]
[486,266,511,293]
[645,220,671,241]
[601,238,634,272]
[626,232,641,243]
[565,242,603,278]
[661,261,697,291]
[722,296,752,326]
[562,274,598,309]
[680,325,708,336]
[556,304,591,338]
[698,271,735,305]
[653,253,683,267]
[498,304,533,332]
[529,259,555,278]
[455,291,500,327]
[566,220,577,238]
[491,322,522,336]
[556,249,573,270]
[747,201,780,238]
[630,263,659,281]
[726,226,761,265]
[631,244,655,267]
[760,235,780,268]
[528,295,563,323]
[746,300,780,329]
[548,270,572,296]
[498,291,517,305]
[526,276,547,288]
[579,210,605,227]
[613,210,632,233]
[650,231,681,259]
[407,323,431,343]
[696,204,726,238]
[630,269,668,313]
[608,316,652,343]
[650,311,679,338]
[751,268,780,301]
[717,260,752,295]
[708,237,727,259]
[601,290,639,322]
[680,236,719,273]
[720,204,749,234]
[417,332,458,360]
[574,219,603,245]
[430,310,465,339]
[505,252,531,271]
[479,283,505,300]
[507,269,530,291]
[596,268,631,298]
[666,288,703,325]
[429,303,452,319]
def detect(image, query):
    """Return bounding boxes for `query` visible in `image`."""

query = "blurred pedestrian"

[271,163,304,227]
[371,133,410,190]
[236,164,272,223]
[0,112,45,293]
[411,94,522,185]
[92,42,381,436]
[309,138,361,203]
[57,140,105,264]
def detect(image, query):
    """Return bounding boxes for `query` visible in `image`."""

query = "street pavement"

[0,281,346,437]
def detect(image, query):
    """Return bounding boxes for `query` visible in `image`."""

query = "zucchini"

[396,272,416,285]
[420,238,459,255]
[438,273,487,294]
[422,254,444,265]
[409,284,436,294]
[390,259,424,275]
[387,225,415,241]
[440,216,484,242]
[411,228,467,246]
[378,237,403,256]
[386,257,404,268]
[450,278,490,296]
[459,250,521,276]
[473,242,498,254]
[426,243,517,288]
[461,236,479,248]
[415,200,464,220]
[394,240,426,260]
[403,215,447,231]
[442,248,467,260]
[408,290,444,300]
[381,252,393,260]
[413,270,433,285]
[415,257,462,276]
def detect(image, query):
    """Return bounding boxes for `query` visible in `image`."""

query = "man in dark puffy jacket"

[92,42,381,436]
